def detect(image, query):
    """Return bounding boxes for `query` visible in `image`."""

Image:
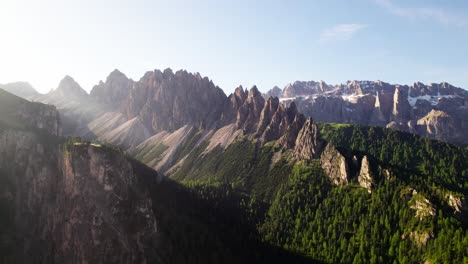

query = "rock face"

[125,69,228,133]
[447,194,467,216]
[262,102,304,145]
[57,143,159,262]
[235,86,265,133]
[320,143,349,185]
[0,126,159,263]
[229,86,248,114]
[256,96,280,138]
[409,195,436,220]
[416,110,462,142]
[17,101,62,136]
[294,117,325,160]
[90,69,133,109]
[392,86,411,122]
[0,88,61,136]
[357,156,373,192]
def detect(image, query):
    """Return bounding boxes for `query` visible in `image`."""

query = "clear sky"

[1,0,467,94]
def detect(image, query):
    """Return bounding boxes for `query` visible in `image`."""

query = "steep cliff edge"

[0,88,61,135]
[0,133,159,262]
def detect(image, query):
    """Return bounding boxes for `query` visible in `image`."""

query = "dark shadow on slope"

[130,158,322,264]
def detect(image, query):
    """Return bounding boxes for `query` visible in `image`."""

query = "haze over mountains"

[2,68,467,147]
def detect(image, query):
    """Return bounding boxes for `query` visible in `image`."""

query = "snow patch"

[408,94,457,107]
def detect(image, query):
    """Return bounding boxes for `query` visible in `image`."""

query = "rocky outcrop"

[278,113,305,149]
[293,118,325,160]
[255,100,305,146]
[357,156,373,192]
[370,91,388,125]
[401,188,436,221]
[229,86,247,114]
[416,110,461,142]
[320,143,349,185]
[256,96,280,138]
[409,194,436,220]
[446,194,467,215]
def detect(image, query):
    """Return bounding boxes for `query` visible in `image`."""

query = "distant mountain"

[0,81,39,99]
[266,80,468,145]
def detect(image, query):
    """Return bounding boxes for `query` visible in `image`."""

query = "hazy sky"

[1,0,467,94]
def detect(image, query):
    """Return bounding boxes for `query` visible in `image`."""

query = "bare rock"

[357,156,372,192]
[236,86,265,133]
[90,69,133,110]
[320,143,349,185]
[293,117,326,160]
[392,86,411,122]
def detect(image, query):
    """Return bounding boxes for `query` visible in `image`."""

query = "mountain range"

[0,68,467,263]
[3,70,466,147]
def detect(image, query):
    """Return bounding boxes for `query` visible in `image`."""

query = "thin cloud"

[319,24,368,42]
[375,0,467,27]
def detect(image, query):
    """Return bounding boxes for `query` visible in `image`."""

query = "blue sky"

[0,0,467,93]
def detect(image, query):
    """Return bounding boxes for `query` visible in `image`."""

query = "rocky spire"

[294,117,326,160]
[235,85,265,133]
[256,96,280,137]
[392,86,411,122]
[320,143,349,185]
[357,156,373,192]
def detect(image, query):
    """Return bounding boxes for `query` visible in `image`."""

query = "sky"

[0,0,467,94]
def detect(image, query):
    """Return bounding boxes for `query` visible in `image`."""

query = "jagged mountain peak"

[163,67,174,76]
[90,69,133,109]
[54,75,88,99]
[108,68,128,79]
[234,85,246,96]
[248,85,261,98]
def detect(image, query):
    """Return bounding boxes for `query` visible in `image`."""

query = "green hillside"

[165,124,468,263]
